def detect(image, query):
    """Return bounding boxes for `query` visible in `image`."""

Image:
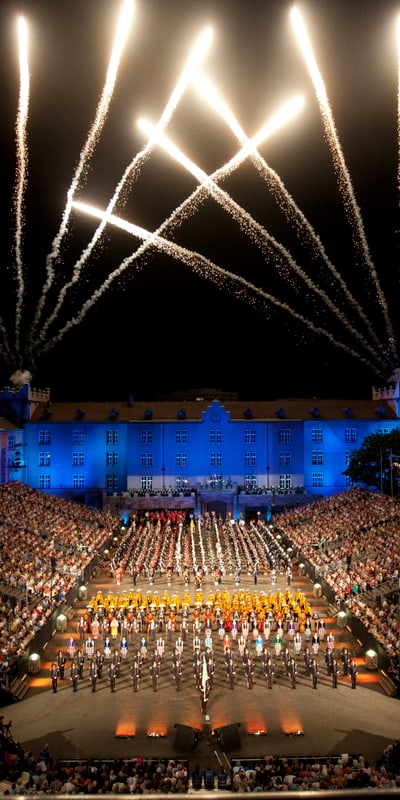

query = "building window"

[210,430,222,444]
[106,430,119,445]
[72,474,85,488]
[141,476,153,490]
[279,428,291,444]
[38,452,51,467]
[377,427,390,436]
[279,451,291,466]
[106,451,118,466]
[311,471,324,487]
[244,475,257,489]
[244,452,257,467]
[72,430,85,445]
[175,476,189,489]
[345,449,353,466]
[210,453,222,468]
[9,434,16,449]
[175,430,187,444]
[344,428,357,443]
[279,474,292,490]
[175,453,188,467]
[106,473,119,491]
[141,430,153,445]
[72,452,85,466]
[244,429,256,444]
[311,429,323,443]
[38,430,51,445]
[311,450,324,465]
[141,453,153,467]
[39,474,50,489]
[345,474,353,486]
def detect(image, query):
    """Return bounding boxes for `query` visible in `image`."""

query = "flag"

[201,655,208,697]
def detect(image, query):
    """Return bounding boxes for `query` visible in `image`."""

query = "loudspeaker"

[219,723,241,751]
[174,724,196,752]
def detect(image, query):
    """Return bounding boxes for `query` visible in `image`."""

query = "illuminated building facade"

[0,382,399,516]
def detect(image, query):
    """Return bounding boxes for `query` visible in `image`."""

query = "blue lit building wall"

[124,404,307,492]
[26,421,129,493]
[162,422,198,489]
[6,399,400,499]
[269,420,305,490]
[303,419,400,496]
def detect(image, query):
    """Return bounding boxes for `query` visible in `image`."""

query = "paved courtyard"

[4,565,399,774]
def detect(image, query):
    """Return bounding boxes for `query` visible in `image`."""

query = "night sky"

[0,0,398,402]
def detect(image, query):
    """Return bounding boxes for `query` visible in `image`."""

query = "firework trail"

[14,17,30,355]
[30,0,135,341]
[137,117,386,372]
[291,5,398,364]
[35,99,300,353]
[397,14,400,202]
[34,97,301,358]
[33,96,343,359]
[34,26,213,349]
[63,90,389,379]
[193,72,388,363]
[2,3,397,385]
[65,201,384,379]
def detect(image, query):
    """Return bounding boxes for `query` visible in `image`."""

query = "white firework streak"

[35,25,213,347]
[14,17,30,355]
[397,14,400,202]
[30,0,135,339]
[193,72,388,365]
[45,201,383,378]
[291,5,398,363]
[137,117,385,371]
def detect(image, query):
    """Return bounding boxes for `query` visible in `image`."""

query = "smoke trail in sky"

[35,26,213,347]
[193,72,387,361]
[59,200,383,378]
[291,5,398,363]
[14,17,30,355]
[137,118,385,372]
[0,320,13,366]
[30,0,135,340]
[9,369,32,389]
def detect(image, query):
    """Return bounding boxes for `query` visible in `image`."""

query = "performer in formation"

[47,565,362,706]
[50,662,59,693]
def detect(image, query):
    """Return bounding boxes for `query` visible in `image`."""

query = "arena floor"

[4,565,399,774]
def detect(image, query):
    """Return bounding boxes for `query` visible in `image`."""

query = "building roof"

[0,415,22,431]
[29,397,399,423]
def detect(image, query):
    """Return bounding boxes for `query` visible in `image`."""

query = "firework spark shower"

[0,0,398,399]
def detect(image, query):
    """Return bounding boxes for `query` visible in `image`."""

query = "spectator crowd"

[1,740,400,793]
[0,482,119,674]
[1,483,399,689]
[0,483,400,791]
[274,487,400,687]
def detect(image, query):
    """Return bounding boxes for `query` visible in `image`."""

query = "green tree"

[343,428,400,495]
